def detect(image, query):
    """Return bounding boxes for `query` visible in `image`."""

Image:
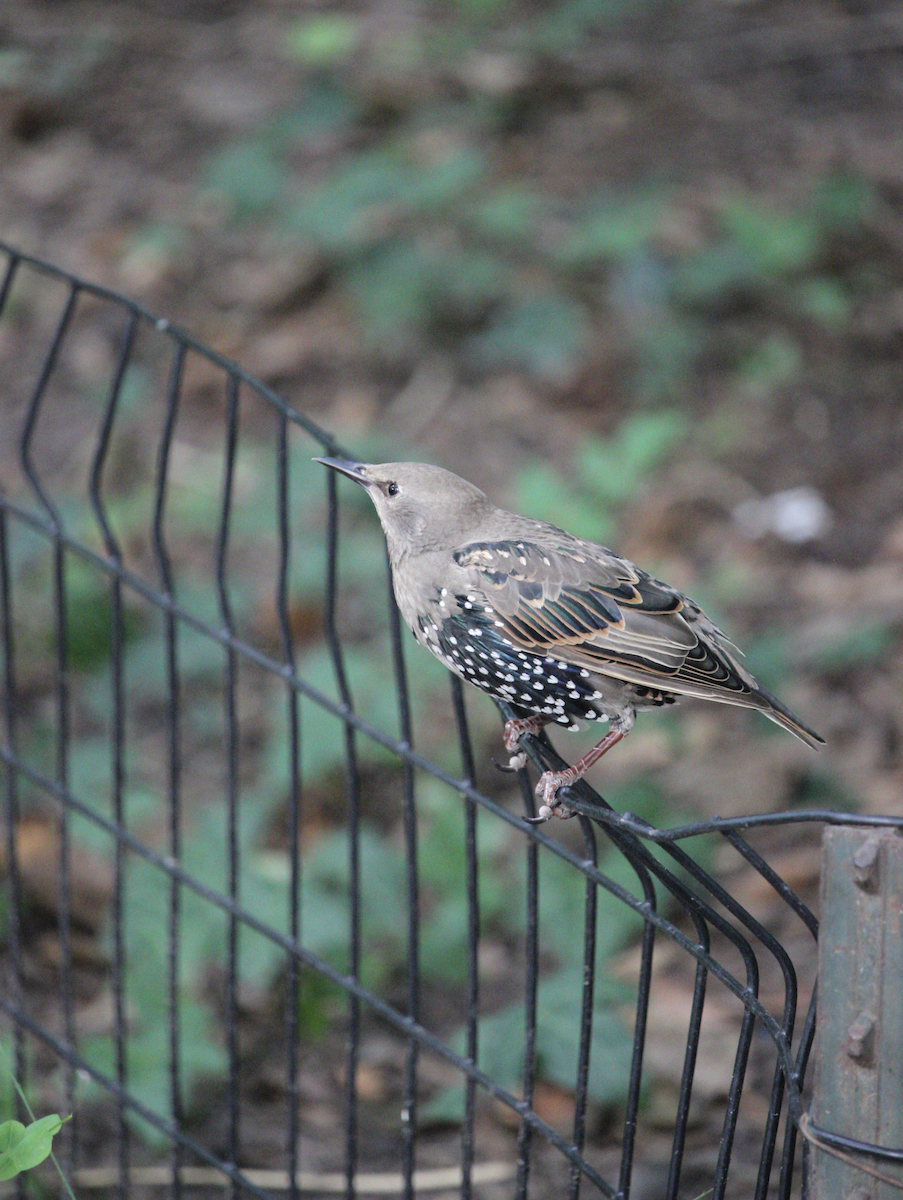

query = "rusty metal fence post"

[811,827,903,1199]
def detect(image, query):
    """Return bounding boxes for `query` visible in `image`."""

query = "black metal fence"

[0,241,899,1200]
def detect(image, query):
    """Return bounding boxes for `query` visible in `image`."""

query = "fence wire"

[0,241,898,1200]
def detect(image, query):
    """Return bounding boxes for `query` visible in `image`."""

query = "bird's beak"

[313,458,370,487]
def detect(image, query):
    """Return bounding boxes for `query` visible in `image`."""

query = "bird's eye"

[386,482,399,497]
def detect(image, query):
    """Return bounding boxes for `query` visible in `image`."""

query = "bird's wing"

[453,537,760,704]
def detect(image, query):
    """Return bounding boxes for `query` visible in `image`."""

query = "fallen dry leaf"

[0,819,113,931]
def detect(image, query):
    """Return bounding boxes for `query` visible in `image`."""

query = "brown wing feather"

[453,538,758,702]
[453,535,824,749]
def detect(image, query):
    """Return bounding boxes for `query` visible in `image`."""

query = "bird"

[314,458,824,821]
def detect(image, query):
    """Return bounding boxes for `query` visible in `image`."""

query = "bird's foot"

[527,770,581,822]
[501,716,545,771]
[528,726,629,821]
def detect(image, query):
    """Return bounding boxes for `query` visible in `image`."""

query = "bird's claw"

[525,800,577,823]
[492,754,526,774]
[531,772,578,820]
[525,803,558,823]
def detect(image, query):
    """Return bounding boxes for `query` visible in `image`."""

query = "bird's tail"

[755,686,825,750]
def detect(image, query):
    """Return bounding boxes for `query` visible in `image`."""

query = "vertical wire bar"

[610,849,714,1200]
[0,508,28,1129]
[19,283,78,515]
[276,417,301,1200]
[753,1038,792,1200]
[449,677,478,1200]
[547,797,735,1195]
[722,831,815,1200]
[580,816,663,1198]
[567,819,599,1200]
[777,986,817,1200]
[215,373,242,1197]
[88,307,140,1200]
[0,251,19,319]
[711,1008,758,1199]
[19,282,80,1171]
[664,951,709,1200]
[610,832,756,1200]
[51,527,76,1148]
[617,892,655,1199]
[385,569,419,1200]
[151,340,186,1200]
[321,468,361,1200]
[515,769,539,1200]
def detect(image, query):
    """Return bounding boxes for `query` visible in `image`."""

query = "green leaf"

[719,198,819,277]
[466,293,591,382]
[513,462,615,542]
[793,278,851,327]
[285,147,484,255]
[0,49,30,88]
[670,245,759,305]
[810,169,876,231]
[0,1114,68,1180]
[577,410,688,507]
[342,240,431,349]
[627,307,701,404]
[63,557,144,671]
[557,194,663,265]
[734,333,801,393]
[512,412,688,540]
[342,238,510,349]
[466,186,542,242]
[205,140,289,220]
[284,16,360,66]
[264,82,362,149]
[430,247,509,319]
[0,1122,25,1158]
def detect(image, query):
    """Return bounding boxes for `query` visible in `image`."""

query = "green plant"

[512,409,689,541]
[0,1051,73,1197]
[0,1115,69,1183]
[191,0,877,409]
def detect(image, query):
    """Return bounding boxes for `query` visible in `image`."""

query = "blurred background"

[2,0,903,1195]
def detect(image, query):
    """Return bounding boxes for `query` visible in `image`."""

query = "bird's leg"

[498,715,547,772]
[531,727,626,821]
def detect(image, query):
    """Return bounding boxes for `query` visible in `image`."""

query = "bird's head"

[314,459,492,557]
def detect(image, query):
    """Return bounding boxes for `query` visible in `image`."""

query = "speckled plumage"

[315,459,824,817]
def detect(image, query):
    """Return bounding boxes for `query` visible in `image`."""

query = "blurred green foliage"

[513,409,688,540]
[193,0,877,403]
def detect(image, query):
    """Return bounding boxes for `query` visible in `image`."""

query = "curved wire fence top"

[0,240,895,1200]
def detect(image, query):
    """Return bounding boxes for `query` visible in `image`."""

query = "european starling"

[315,459,824,820]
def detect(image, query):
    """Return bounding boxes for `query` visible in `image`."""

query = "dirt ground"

[2,1,903,1198]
